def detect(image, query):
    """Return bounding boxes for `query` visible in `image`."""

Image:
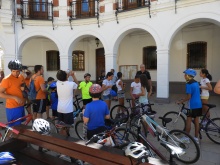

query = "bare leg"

[37,113,43,119]
[194,117,200,138]
[118,97,124,113]
[104,100,111,110]
[46,106,50,119]
[185,117,192,134]
[201,99,210,118]
[33,112,37,120]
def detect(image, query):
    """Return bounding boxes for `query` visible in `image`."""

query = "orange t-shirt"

[32,74,46,99]
[0,74,25,108]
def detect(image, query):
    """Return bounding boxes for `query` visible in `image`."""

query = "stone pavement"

[0,94,220,165]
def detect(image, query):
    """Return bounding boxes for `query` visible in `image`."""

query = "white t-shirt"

[57,80,78,113]
[131,82,141,94]
[116,79,122,91]
[102,79,113,96]
[200,78,210,97]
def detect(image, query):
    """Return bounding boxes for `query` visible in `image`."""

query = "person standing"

[0,60,26,126]
[110,69,118,101]
[102,72,113,110]
[78,73,93,110]
[130,75,141,108]
[177,69,202,144]
[199,69,212,124]
[45,77,55,119]
[98,71,105,86]
[56,70,78,135]
[136,64,152,95]
[32,65,48,119]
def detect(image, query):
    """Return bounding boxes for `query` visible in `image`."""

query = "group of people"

[0,59,220,142]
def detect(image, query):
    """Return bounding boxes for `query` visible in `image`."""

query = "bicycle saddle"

[202,104,216,109]
[158,117,172,124]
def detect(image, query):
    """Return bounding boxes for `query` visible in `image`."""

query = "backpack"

[28,76,40,101]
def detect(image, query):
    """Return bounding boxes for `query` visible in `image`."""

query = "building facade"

[0,0,220,102]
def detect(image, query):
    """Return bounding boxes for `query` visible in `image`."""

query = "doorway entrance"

[96,48,105,83]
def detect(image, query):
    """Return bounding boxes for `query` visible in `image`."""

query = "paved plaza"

[0,93,220,165]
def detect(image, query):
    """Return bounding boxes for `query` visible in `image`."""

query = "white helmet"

[32,118,50,135]
[125,142,148,159]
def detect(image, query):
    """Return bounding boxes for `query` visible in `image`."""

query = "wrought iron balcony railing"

[69,0,99,19]
[21,1,53,20]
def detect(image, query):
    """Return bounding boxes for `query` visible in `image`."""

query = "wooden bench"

[9,125,168,165]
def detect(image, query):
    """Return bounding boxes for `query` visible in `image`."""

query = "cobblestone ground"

[0,93,220,165]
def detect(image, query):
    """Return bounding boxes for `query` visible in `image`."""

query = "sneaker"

[180,136,190,144]
[194,137,200,145]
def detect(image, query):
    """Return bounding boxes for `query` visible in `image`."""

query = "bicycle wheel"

[110,105,129,122]
[205,117,220,144]
[162,111,186,131]
[167,129,200,164]
[114,128,138,146]
[75,120,85,140]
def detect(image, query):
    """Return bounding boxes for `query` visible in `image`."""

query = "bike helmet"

[8,60,22,70]
[32,118,50,135]
[183,69,197,77]
[0,152,16,164]
[125,142,148,159]
[89,84,102,94]
[49,81,57,88]
[84,73,91,78]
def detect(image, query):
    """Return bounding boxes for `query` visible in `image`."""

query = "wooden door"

[30,0,47,19]
[96,48,105,83]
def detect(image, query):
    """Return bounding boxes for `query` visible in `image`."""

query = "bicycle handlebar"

[0,122,19,135]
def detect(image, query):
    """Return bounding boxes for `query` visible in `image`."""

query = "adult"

[31,65,47,119]
[0,60,25,126]
[214,80,220,94]
[136,64,152,95]
[110,69,118,101]
[24,69,32,114]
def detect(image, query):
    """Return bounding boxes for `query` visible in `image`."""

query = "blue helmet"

[110,89,117,97]
[49,81,57,88]
[183,69,197,77]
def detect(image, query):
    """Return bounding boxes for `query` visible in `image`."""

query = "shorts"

[46,98,51,106]
[57,112,74,125]
[187,108,202,118]
[201,96,209,100]
[6,106,25,127]
[117,91,125,99]
[33,99,46,114]
[52,109,58,117]
[103,94,111,101]
[87,126,107,140]
[83,98,93,105]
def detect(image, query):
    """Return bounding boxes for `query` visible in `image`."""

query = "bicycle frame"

[140,114,186,157]
[6,114,33,126]
[0,122,19,142]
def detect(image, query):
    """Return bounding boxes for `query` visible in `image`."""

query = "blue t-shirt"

[185,81,202,109]
[84,100,110,130]
[50,91,58,110]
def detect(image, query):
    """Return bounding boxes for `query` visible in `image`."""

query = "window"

[82,0,89,12]
[187,42,207,68]
[72,51,85,71]
[46,51,60,71]
[143,46,157,70]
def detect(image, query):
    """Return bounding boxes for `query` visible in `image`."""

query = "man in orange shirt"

[31,65,47,119]
[0,60,26,126]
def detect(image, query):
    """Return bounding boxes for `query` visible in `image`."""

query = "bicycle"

[121,113,200,164]
[0,122,19,142]
[110,98,154,123]
[73,94,83,120]
[162,103,220,144]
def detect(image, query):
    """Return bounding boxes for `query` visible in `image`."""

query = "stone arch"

[165,12,220,49]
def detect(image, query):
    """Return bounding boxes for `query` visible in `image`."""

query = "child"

[78,73,93,111]
[130,75,141,108]
[56,70,78,136]
[116,72,126,116]
[49,81,58,119]
[45,77,54,119]
[83,84,110,140]
[137,74,150,107]
[177,69,202,144]
[102,72,114,110]
[199,69,212,124]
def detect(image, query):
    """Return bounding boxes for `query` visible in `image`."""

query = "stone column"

[3,54,16,75]
[105,52,117,73]
[156,48,170,103]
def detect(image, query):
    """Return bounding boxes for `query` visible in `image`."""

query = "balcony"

[69,0,99,19]
[21,1,53,20]
[116,0,150,12]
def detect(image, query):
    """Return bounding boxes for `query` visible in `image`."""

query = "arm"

[177,94,191,104]
[40,83,47,93]
[105,114,110,119]
[83,117,89,124]
[0,86,23,104]
[214,80,220,94]
[130,87,135,99]
[70,71,78,84]
[137,87,146,97]
[200,82,212,91]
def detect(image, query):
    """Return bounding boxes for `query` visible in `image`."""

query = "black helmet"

[8,60,22,70]
[84,73,91,78]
